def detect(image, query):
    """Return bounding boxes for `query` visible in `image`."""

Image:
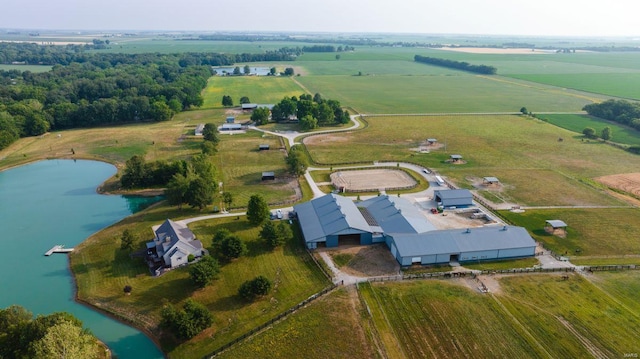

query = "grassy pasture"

[217,289,374,359]
[295,74,595,113]
[539,113,640,146]
[215,131,296,208]
[510,73,640,100]
[359,281,540,358]
[498,274,640,357]
[70,205,329,358]
[588,271,640,315]
[500,208,640,258]
[305,115,640,179]
[201,76,304,109]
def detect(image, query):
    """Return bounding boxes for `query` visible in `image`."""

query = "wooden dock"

[44,245,74,256]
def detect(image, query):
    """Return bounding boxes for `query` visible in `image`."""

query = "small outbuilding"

[483,177,500,186]
[545,220,568,236]
[194,124,205,136]
[259,144,270,151]
[427,138,437,145]
[221,123,242,131]
[226,116,235,123]
[434,189,473,208]
[450,154,463,162]
[261,171,275,181]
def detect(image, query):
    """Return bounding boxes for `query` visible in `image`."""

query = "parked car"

[276,209,283,219]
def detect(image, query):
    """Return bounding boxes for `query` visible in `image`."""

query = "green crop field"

[500,208,640,259]
[201,76,304,109]
[295,74,597,113]
[70,205,329,358]
[360,275,640,358]
[510,73,640,100]
[539,113,640,146]
[217,289,375,359]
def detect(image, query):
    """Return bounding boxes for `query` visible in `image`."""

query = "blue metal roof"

[391,226,536,258]
[434,189,473,207]
[359,195,436,234]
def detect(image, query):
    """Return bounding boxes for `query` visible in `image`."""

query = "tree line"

[583,100,640,130]
[414,55,497,74]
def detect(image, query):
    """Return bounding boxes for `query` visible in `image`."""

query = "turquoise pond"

[0,159,164,358]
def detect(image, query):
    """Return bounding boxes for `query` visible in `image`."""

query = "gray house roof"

[294,194,371,243]
[546,220,567,228]
[151,219,202,266]
[155,219,195,244]
[484,176,500,183]
[450,154,463,159]
[392,226,536,258]
[359,195,436,234]
[434,189,473,207]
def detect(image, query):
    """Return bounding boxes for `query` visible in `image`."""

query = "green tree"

[120,228,137,252]
[32,321,101,359]
[201,141,217,155]
[601,126,612,141]
[211,228,231,252]
[246,194,270,225]
[233,66,241,75]
[161,299,213,340]
[269,67,276,75]
[243,65,251,75]
[120,155,147,188]
[335,54,341,60]
[238,276,272,301]
[250,107,270,125]
[202,123,219,144]
[220,235,246,259]
[299,114,318,130]
[222,192,233,210]
[260,221,279,248]
[165,172,193,209]
[188,256,220,288]
[583,127,596,138]
[286,145,309,176]
[276,221,293,245]
[520,107,528,114]
[149,100,174,121]
[240,96,251,104]
[222,95,233,107]
[185,176,215,210]
[284,67,294,76]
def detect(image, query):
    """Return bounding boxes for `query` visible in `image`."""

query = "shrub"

[238,276,272,301]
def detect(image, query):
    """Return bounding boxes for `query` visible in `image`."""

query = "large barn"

[295,193,536,265]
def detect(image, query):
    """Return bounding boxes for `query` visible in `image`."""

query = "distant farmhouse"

[146,219,206,275]
[294,194,536,266]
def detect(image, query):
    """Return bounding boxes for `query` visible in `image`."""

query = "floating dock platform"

[45,245,74,256]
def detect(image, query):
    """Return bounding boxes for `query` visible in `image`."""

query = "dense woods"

[269,93,350,127]
[414,55,497,74]
[583,100,640,130]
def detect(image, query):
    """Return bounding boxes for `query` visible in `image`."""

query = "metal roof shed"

[545,220,567,228]
[434,189,473,208]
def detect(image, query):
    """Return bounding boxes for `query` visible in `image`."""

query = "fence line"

[583,265,637,272]
[204,284,337,358]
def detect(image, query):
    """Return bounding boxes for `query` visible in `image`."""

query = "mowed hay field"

[500,208,640,260]
[217,289,376,359]
[539,113,640,146]
[71,207,329,359]
[201,76,304,109]
[359,275,640,358]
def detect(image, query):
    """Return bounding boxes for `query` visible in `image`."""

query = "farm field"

[0,64,52,72]
[71,206,330,358]
[500,208,640,259]
[217,288,375,359]
[201,76,304,109]
[360,275,640,358]
[295,74,597,113]
[510,73,640,100]
[539,113,640,146]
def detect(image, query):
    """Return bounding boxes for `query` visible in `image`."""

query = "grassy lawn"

[70,204,329,358]
[498,274,640,357]
[587,271,640,316]
[201,76,304,109]
[500,208,640,257]
[0,64,52,72]
[217,288,375,359]
[359,281,540,358]
[331,253,354,267]
[539,113,640,146]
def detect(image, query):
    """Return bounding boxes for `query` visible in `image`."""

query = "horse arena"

[330,169,416,192]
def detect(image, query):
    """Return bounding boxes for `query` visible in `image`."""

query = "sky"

[2,0,638,37]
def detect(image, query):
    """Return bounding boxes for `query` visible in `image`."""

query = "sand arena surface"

[330,169,416,191]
